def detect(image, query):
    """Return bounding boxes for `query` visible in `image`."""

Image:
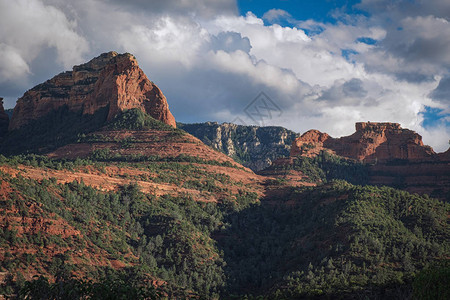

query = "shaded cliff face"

[0,98,9,137]
[291,122,435,161]
[179,122,299,171]
[9,51,176,130]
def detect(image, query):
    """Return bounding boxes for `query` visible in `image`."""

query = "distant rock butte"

[285,122,449,200]
[9,51,176,130]
[291,122,436,161]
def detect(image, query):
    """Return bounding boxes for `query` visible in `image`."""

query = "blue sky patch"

[421,106,449,128]
[341,49,358,62]
[238,0,363,24]
[356,37,377,45]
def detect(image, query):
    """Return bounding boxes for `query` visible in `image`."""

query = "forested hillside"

[0,110,448,299]
[1,158,448,298]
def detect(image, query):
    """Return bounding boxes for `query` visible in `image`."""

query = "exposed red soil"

[0,159,265,203]
[0,180,14,200]
[0,192,132,281]
[0,164,209,200]
[49,130,245,167]
[44,127,266,201]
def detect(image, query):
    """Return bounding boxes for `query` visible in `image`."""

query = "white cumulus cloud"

[1,0,448,152]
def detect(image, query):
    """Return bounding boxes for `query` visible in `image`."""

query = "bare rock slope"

[9,51,176,130]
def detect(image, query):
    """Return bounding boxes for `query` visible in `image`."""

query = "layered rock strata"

[291,122,435,162]
[9,52,176,130]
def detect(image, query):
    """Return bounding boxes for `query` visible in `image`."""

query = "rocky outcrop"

[9,52,176,130]
[179,122,299,171]
[291,122,435,162]
[290,130,330,157]
[288,122,449,201]
[0,98,9,136]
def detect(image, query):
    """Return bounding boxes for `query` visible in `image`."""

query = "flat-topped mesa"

[291,122,435,161]
[9,52,176,130]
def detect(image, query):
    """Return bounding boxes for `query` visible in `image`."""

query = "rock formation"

[290,129,330,158]
[288,122,449,201]
[9,52,176,130]
[0,98,9,136]
[179,122,299,171]
[291,122,435,162]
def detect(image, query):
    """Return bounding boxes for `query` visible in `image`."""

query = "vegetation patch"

[272,151,370,185]
[1,171,447,299]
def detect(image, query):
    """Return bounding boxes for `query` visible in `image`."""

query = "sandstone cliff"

[9,52,176,130]
[179,122,299,171]
[291,122,435,162]
[287,122,449,201]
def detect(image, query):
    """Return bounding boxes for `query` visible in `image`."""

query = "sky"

[0,0,449,152]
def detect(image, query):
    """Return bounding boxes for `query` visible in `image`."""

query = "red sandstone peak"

[9,51,176,130]
[298,130,330,144]
[291,122,435,161]
[290,130,330,157]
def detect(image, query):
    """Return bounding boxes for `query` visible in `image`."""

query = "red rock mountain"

[288,122,449,200]
[9,51,176,130]
[291,122,435,162]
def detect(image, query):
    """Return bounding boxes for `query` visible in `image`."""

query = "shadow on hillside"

[0,106,108,155]
[214,185,347,296]
[213,183,418,299]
